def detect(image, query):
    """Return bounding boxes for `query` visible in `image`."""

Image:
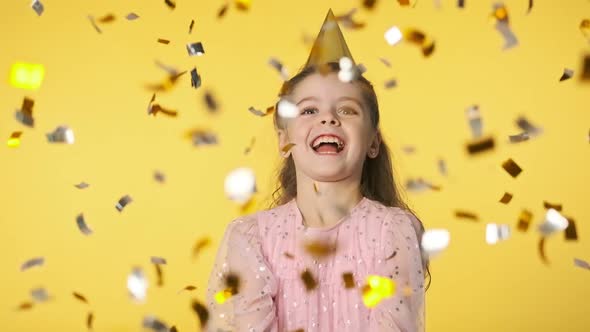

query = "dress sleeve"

[206,217,278,332]
[369,209,426,332]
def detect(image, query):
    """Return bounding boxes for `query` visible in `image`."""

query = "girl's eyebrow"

[296,96,319,106]
[296,96,363,108]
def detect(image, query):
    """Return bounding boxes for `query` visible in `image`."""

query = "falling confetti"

[527,0,534,14]
[384,26,403,46]
[189,19,195,33]
[190,67,201,89]
[277,99,299,118]
[187,42,205,56]
[580,19,590,41]
[15,97,35,127]
[248,105,274,117]
[191,299,210,329]
[149,103,178,117]
[268,57,290,81]
[406,178,440,192]
[499,192,513,204]
[87,312,94,330]
[438,158,448,176]
[363,0,378,10]
[384,78,397,89]
[157,38,171,44]
[87,15,102,33]
[214,273,240,304]
[244,137,256,154]
[565,217,578,241]
[21,257,44,271]
[304,240,337,258]
[126,12,140,20]
[574,258,590,270]
[155,264,164,287]
[154,171,166,183]
[116,195,133,212]
[17,302,34,311]
[143,315,170,332]
[177,285,197,294]
[559,68,574,81]
[127,267,147,302]
[224,167,257,204]
[74,182,90,189]
[235,0,252,10]
[146,65,187,92]
[186,128,218,146]
[31,288,50,302]
[204,91,218,112]
[538,237,549,264]
[46,125,75,144]
[508,132,529,143]
[73,292,89,303]
[486,223,511,244]
[465,105,483,139]
[217,2,229,18]
[313,181,320,194]
[98,13,116,23]
[10,62,45,90]
[516,116,543,137]
[7,131,23,148]
[282,143,296,154]
[543,201,562,211]
[193,237,211,258]
[335,8,365,29]
[454,210,478,221]
[466,136,495,155]
[342,272,355,288]
[538,208,568,237]
[31,0,44,16]
[582,54,590,81]
[517,209,533,232]
[76,213,93,236]
[164,0,176,10]
[421,229,450,258]
[301,270,318,291]
[151,256,167,265]
[501,158,522,178]
[362,275,396,308]
[491,3,518,50]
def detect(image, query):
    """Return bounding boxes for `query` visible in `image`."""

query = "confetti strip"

[282,143,296,154]
[304,240,337,258]
[406,178,440,192]
[190,67,201,89]
[438,158,448,176]
[73,292,89,304]
[155,264,164,287]
[217,2,229,18]
[499,192,513,204]
[574,258,590,270]
[21,257,44,271]
[538,237,549,264]
[224,168,257,204]
[164,0,176,10]
[150,256,167,265]
[87,312,94,330]
[384,78,397,89]
[455,210,478,221]
[527,0,534,14]
[268,57,289,81]
[149,103,178,117]
[189,19,195,33]
[244,137,256,155]
[98,14,115,23]
[7,131,23,148]
[31,288,50,302]
[508,132,529,143]
[76,213,93,236]
[116,195,133,212]
[379,57,391,67]
[143,315,170,332]
[87,15,102,33]
[46,126,75,144]
[204,91,218,112]
[193,237,211,258]
[491,2,518,50]
[501,158,522,178]
[177,285,197,294]
[157,38,170,44]
[543,201,562,211]
[466,136,495,155]
[15,97,35,127]
[10,63,45,90]
[516,116,543,137]
[191,299,210,329]
[362,275,396,308]
[186,128,218,146]
[17,302,34,311]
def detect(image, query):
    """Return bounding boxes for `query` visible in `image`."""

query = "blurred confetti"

[73,292,89,304]
[87,312,94,330]
[574,258,590,270]
[15,97,35,127]
[560,68,574,81]
[74,182,90,189]
[189,19,195,33]
[46,126,75,144]
[187,42,205,56]
[10,63,45,90]
[301,270,318,291]
[517,209,533,232]
[164,0,176,10]
[342,272,355,288]
[268,57,290,81]
[7,131,22,148]
[486,223,511,244]
[204,91,218,112]
[154,171,166,183]
[192,237,211,258]
[277,99,299,118]
[335,8,365,29]
[491,2,518,50]
[190,67,202,89]
[304,240,336,258]
[406,178,440,193]
[150,256,167,265]
[362,275,395,308]
[421,229,450,259]
[191,299,209,329]
[76,213,93,236]
[185,128,218,146]
[31,0,44,16]
[20,257,44,271]
[501,158,522,178]
[455,210,478,221]
[499,192,513,204]
[235,0,252,11]
[116,195,133,212]
[143,315,169,332]
[538,208,568,237]
[214,272,240,304]
[126,12,140,20]
[224,167,257,204]
[31,288,50,303]
[127,267,147,302]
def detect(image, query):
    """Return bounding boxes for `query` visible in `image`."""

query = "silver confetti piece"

[466,105,482,139]
[406,178,439,192]
[516,116,543,137]
[190,67,201,89]
[126,12,140,20]
[574,258,590,270]
[128,267,147,302]
[142,315,169,332]
[76,213,93,236]
[559,68,574,81]
[87,15,102,33]
[21,257,44,271]
[438,158,448,176]
[46,125,75,144]
[486,223,511,244]
[379,57,392,67]
[116,195,133,212]
[15,110,34,127]
[191,131,218,146]
[74,182,90,189]
[493,9,518,49]
[31,0,44,16]
[508,132,529,143]
[268,57,289,81]
[31,287,50,303]
[153,171,166,183]
[248,106,266,117]
[384,78,397,89]
[186,42,204,56]
[150,256,167,265]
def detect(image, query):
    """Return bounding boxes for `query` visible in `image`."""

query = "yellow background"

[1,0,589,331]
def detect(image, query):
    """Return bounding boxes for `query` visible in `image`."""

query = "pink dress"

[206,197,425,332]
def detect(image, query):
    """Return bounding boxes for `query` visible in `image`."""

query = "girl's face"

[277,72,381,183]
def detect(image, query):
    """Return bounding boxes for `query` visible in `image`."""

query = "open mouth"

[310,135,345,155]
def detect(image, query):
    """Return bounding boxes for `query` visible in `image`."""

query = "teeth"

[312,135,344,150]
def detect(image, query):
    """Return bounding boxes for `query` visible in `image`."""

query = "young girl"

[206,11,429,332]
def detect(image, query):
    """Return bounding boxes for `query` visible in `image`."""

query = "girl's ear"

[277,128,292,158]
[368,131,382,159]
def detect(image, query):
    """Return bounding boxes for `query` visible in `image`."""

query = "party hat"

[304,9,356,69]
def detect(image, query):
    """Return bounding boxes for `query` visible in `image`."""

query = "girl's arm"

[206,218,278,332]
[369,209,426,332]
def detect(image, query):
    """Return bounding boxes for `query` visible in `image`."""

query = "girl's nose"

[319,111,340,126]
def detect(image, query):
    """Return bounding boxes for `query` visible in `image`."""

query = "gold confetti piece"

[384,78,397,89]
[178,285,197,294]
[146,69,187,92]
[248,106,270,117]
[268,57,290,81]
[155,264,164,287]
[378,57,391,67]
[284,252,295,259]
[75,182,89,189]
[235,0,251,10]
[363,0,378,10]
[17,301,34,310]
[362,275,395,308]
[217,2,229,18]
[187,42,205,56]
[128,267,147,302]
[31,288,50,302]
[406,178,441,192]
[7,131,23,148]
[397,0,411,6]
[87,312,94,330]
[527,0,533,14]
[574,258,590,270]
[559,68,574,81]
[292,329,305,332]
[193,237,211,258]
[126,12,139,20]
[186,128,218,146]
[342,272,355,288]
[301,270,317,291]
[31,0,44,16]
[15,97,35,127]
[486,223,511,244]
[143,315,170,331]
[538,237,549,264]
[508,132,529,143]
[225,168,257,204]
[565,217,578,241]
[239,196,257,215]
[304,240,337,258]
[458,0,465,8]
[282,143,296,154]
[313,181,320,194]
[157,38,171,44]
[191,299,209,329]
[517,209,532,232]
[501,158,522,178]
[335,8,366,30]
[151,256,167,265]
[466,136,495,155]
[543,201,562,211]
[46,125,75,144]
[164,0,176,10]
[116,195,133,212]
[98,14,116,23]
[21,257,44,271]
[491,3,518,50]
[10,63,45,90]
[189,19,195,33]
[149,103,178,117]
[402,28,436,57]
[76,213,93,236]
[421,229,450,258]
[455,210,478,221]
[204,91,217,112]
[170,326,178,332]
[244,136,256,154]
[190,67,201,89]
[499,192,513,204]
[385,250,397,260]
[582,54,590,81]
[87,15,102,33]
[580,19,590,40]
[153,171,166,183]
[73,292,88,303]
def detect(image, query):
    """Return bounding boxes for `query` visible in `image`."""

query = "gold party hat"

[304,9,356,69]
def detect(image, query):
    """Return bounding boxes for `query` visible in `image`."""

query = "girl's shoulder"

[362,198,422,238]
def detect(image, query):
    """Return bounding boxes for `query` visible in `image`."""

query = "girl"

[207,11,429,332]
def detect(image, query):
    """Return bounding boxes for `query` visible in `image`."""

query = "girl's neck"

[295,177,364,229]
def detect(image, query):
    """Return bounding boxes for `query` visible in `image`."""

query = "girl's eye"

[338,107,357,115]
[301,107,318,115]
